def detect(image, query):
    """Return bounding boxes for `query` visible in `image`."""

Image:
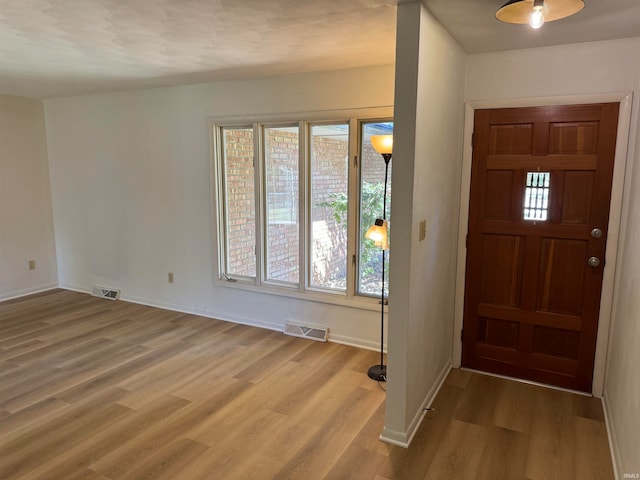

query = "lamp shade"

[365,219,389,250]
[370,135,393,155]
[496,0,584,24]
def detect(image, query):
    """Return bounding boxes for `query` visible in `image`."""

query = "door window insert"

[524,171,550,221]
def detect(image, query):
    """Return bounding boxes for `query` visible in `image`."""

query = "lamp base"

[367,364,387,382]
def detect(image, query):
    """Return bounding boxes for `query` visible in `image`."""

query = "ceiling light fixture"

[529,1,545,28]
[496,0,585,29]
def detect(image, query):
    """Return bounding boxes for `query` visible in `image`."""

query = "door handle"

[588,256,601,268]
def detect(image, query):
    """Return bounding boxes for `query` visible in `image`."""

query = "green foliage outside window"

[318,182,389,292]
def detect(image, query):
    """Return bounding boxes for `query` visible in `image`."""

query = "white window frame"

[210,107,393,310]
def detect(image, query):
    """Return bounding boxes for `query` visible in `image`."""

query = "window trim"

[216,124,257,282]
[261,122,302,287]
[305,119,353,295]
[210,106,393,310]
[356,118,395,298]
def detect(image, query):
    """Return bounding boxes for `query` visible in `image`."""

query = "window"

[214,114,393,302]
[359,121,393,297]
[524,171,550,221]
[264,125,300,284]
[220,127,256,278]
[310,123,349,291]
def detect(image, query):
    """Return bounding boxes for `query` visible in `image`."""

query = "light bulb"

[529,6,544,28]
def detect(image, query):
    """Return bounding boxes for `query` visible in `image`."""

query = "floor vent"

[91,286,120,300]
[284,322,328,342]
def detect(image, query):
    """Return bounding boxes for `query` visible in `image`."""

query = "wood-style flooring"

[0,289,614,479]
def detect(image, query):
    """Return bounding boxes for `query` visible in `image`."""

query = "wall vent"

[91,286,120,300]
[283,322,328,342]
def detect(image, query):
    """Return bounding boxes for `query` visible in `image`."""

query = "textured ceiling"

[1,0,638,99]
[0,0,398,99]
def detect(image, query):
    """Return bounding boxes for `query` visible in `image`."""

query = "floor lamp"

[365,134,393,382]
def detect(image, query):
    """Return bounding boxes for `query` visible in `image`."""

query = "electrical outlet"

[419,220,427,241]
[168,272,174,283]
[28,260,35,270]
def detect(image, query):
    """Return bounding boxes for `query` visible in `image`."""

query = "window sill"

[214,277,385,312]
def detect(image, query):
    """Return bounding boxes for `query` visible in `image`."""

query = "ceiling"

[0,0,398,99]
[424,0,640,53]
[0,0,638,99]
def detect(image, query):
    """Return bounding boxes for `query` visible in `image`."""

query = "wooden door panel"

[478,317,519,349]
[489,124,534,154]
[528,350,577,375]
[484,171,514,220]
[561,171,594,223]
[474,345,579,377]
[462,103,619,392]
[536,238,587,316]
[549,121,599,154]
[532,325,580,360]
[480,234,525,307]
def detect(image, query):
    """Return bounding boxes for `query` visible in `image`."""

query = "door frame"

[453,92,634,396]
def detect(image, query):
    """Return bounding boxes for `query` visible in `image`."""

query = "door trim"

[453,92,634,396]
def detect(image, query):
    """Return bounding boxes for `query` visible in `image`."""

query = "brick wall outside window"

[224,129,387,287]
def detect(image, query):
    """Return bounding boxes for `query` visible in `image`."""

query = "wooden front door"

[461,103,619,392]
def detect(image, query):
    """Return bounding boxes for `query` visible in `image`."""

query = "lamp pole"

[367,149,392,382]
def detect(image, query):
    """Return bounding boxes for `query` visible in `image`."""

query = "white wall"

[0,95,57,300]
[382,1,466,446]
[465,37,640,478]
[604,95,640,479]
[43,65,395,349]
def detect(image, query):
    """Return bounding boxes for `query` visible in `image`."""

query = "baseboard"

[120,293,285,333]
[56,284,379,350]
[380,359,452,448]
[0,283,59,302]
[329,334,382,352]
[59,283,92,295]
[602,393,622,480]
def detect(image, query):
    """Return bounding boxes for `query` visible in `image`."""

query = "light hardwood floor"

[0,290,614,479]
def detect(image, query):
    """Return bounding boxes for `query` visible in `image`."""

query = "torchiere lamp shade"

[365,219,389,250]
[370,134,393,155]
